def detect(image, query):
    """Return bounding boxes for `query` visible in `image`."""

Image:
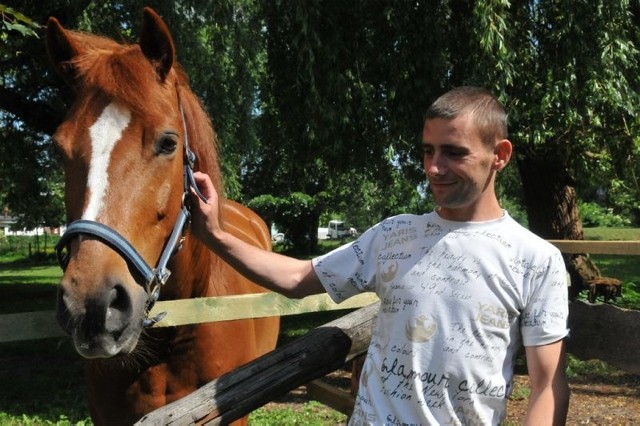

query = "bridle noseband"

[55,102,207,328]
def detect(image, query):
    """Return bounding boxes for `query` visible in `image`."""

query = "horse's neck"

[167,235,218,298]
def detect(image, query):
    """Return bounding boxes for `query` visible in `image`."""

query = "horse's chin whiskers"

[124,339,160,369]
[88,342,156,373]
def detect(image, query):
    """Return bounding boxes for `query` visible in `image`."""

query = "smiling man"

[190,86,570,425]
[422,88,513,222]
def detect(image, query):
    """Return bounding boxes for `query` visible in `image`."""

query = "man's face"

[422,113,499,221]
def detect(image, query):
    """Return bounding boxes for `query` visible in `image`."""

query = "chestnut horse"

[47,8,279,425]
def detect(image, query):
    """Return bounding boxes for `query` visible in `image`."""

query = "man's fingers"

[192,172,215,201]
[190,187,209,205]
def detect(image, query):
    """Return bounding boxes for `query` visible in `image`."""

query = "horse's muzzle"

[56,273,147,358]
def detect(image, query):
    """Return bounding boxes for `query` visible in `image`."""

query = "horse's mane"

[66,31,223,192]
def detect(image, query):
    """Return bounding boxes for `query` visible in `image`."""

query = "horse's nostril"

[115,284,133,309]
[103,284,134,333]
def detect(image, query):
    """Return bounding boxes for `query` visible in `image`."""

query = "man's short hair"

[425,86,508,145]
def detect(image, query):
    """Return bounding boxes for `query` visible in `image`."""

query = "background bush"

[579,202,631,227]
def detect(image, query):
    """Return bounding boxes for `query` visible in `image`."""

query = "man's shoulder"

[376,212,432,229]
[501,215,561,254]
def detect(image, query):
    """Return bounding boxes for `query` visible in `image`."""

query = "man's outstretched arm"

[190,171,325,299]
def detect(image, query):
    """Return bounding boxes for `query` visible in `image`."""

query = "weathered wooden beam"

[567,300,640,374]
[548,240,640,255]
[136,301,379,425]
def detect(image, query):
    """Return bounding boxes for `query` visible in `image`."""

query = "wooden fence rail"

[547,239,640,255]
[567,301,640,374]
[0,292,379,343]
[2,240,638,344]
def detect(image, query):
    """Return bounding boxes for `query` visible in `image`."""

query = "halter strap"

[56,220,155,284]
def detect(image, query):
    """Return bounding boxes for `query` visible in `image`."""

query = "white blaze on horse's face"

[83,102,132,221]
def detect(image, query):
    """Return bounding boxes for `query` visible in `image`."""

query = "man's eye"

[447,150,466,158]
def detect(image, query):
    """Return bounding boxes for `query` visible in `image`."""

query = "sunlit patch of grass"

[583,227,640,241]
[565,354,612,378]
[250,400,347,425]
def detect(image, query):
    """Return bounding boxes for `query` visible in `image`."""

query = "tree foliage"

[1,1,639,253]
[504,0,640,237]
[0,4,40,39]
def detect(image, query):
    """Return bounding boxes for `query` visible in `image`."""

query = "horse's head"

[47,8,220,358]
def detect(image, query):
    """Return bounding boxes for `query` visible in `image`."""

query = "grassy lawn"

[583,227,640,240]
[1,229,639,425]
[581,227,640,308]
[0,262,61,314]
[0,253,88,425]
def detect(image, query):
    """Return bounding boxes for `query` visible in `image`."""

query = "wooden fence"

[0,291,378,343]
[1,240,640,423]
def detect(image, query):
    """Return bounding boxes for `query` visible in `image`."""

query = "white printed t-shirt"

[312,211,569,425]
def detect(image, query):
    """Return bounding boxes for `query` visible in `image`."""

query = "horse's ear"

[46,17,80,84]
[140,7,175,83]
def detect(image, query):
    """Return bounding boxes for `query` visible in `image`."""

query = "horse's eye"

[156,135,178,155]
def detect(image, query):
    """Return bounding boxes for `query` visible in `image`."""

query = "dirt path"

[507,373,640,425]
[262,365,640,425]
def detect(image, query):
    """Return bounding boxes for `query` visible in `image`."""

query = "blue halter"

[55,103,207,328]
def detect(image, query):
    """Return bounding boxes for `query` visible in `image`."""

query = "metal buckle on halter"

[154,267,172,288]
[142,270,170,328]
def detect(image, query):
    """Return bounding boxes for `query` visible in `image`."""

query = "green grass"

[0,253,89,424]
[0,261,61,314]
[582,226,640,308]
[583,227,640,240]
[0,337,91,425]
[250,400,347,425]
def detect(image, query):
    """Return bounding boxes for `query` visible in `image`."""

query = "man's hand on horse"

[190,171,222,243]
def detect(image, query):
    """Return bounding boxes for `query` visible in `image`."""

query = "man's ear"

[493,139,512,171]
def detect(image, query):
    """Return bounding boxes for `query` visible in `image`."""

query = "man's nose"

[426,153,446,176]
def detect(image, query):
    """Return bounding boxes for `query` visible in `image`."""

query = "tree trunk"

[287,209,320,255]
[517,151,595,300]
[517,153,583,240]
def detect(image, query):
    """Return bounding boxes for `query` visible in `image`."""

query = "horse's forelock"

[69,32,174,124]
[68,30,223,195]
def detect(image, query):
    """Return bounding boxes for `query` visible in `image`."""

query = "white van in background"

[326,220,350,239]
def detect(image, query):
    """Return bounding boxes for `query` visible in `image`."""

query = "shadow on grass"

[0,283,58,313]
[0,276,85,422]
[0,338,91,423]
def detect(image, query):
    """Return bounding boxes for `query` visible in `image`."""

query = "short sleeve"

[312,223,383,303]
[520,250,570,346]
